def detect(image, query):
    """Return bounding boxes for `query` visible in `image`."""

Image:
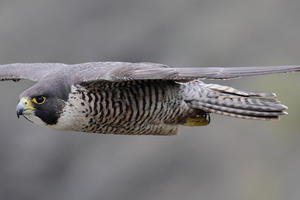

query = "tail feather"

[190,101,287,119]
[195,107,283,120]
[184,82,288,120]
[200,97,287,112]
[204,83,276,97]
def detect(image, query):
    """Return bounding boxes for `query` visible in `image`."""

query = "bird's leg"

[183,112,210,126]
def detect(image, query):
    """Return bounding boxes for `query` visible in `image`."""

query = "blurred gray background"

[0,0,300,200]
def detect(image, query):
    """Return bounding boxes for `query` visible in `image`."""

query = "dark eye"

[32,96,47,104]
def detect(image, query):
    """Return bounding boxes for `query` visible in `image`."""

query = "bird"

[0,62,299,135]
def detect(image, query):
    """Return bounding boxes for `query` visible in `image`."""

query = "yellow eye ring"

[32,96,47,104]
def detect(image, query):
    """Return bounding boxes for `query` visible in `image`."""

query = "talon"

[183,113,210,126]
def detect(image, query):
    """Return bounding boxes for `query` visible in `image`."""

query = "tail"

[183,81,287,120]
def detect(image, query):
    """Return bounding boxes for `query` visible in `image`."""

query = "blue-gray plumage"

[1,62,299,135]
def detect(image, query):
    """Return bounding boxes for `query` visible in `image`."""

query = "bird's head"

[16,77,71,127]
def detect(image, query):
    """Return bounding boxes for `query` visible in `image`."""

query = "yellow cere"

[21,97,35,110]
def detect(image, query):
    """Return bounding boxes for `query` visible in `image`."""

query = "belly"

[56,81,192,134]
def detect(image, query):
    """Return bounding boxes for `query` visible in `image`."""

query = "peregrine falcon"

[0,62,299,135]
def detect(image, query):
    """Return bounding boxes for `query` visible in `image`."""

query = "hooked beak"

[16,97,35,118]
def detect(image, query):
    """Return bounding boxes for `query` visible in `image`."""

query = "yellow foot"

[183,114,210,126]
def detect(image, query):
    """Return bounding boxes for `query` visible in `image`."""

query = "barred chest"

[52,80,192,134]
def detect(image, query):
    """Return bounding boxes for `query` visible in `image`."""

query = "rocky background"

[0,0,300,200]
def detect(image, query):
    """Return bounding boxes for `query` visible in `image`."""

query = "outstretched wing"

[174,65,300,80]
[1,62,300,83]
[73,62,177,83]
[0,62,176,82]
[0,63,68,82]
[74,62,300,83]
